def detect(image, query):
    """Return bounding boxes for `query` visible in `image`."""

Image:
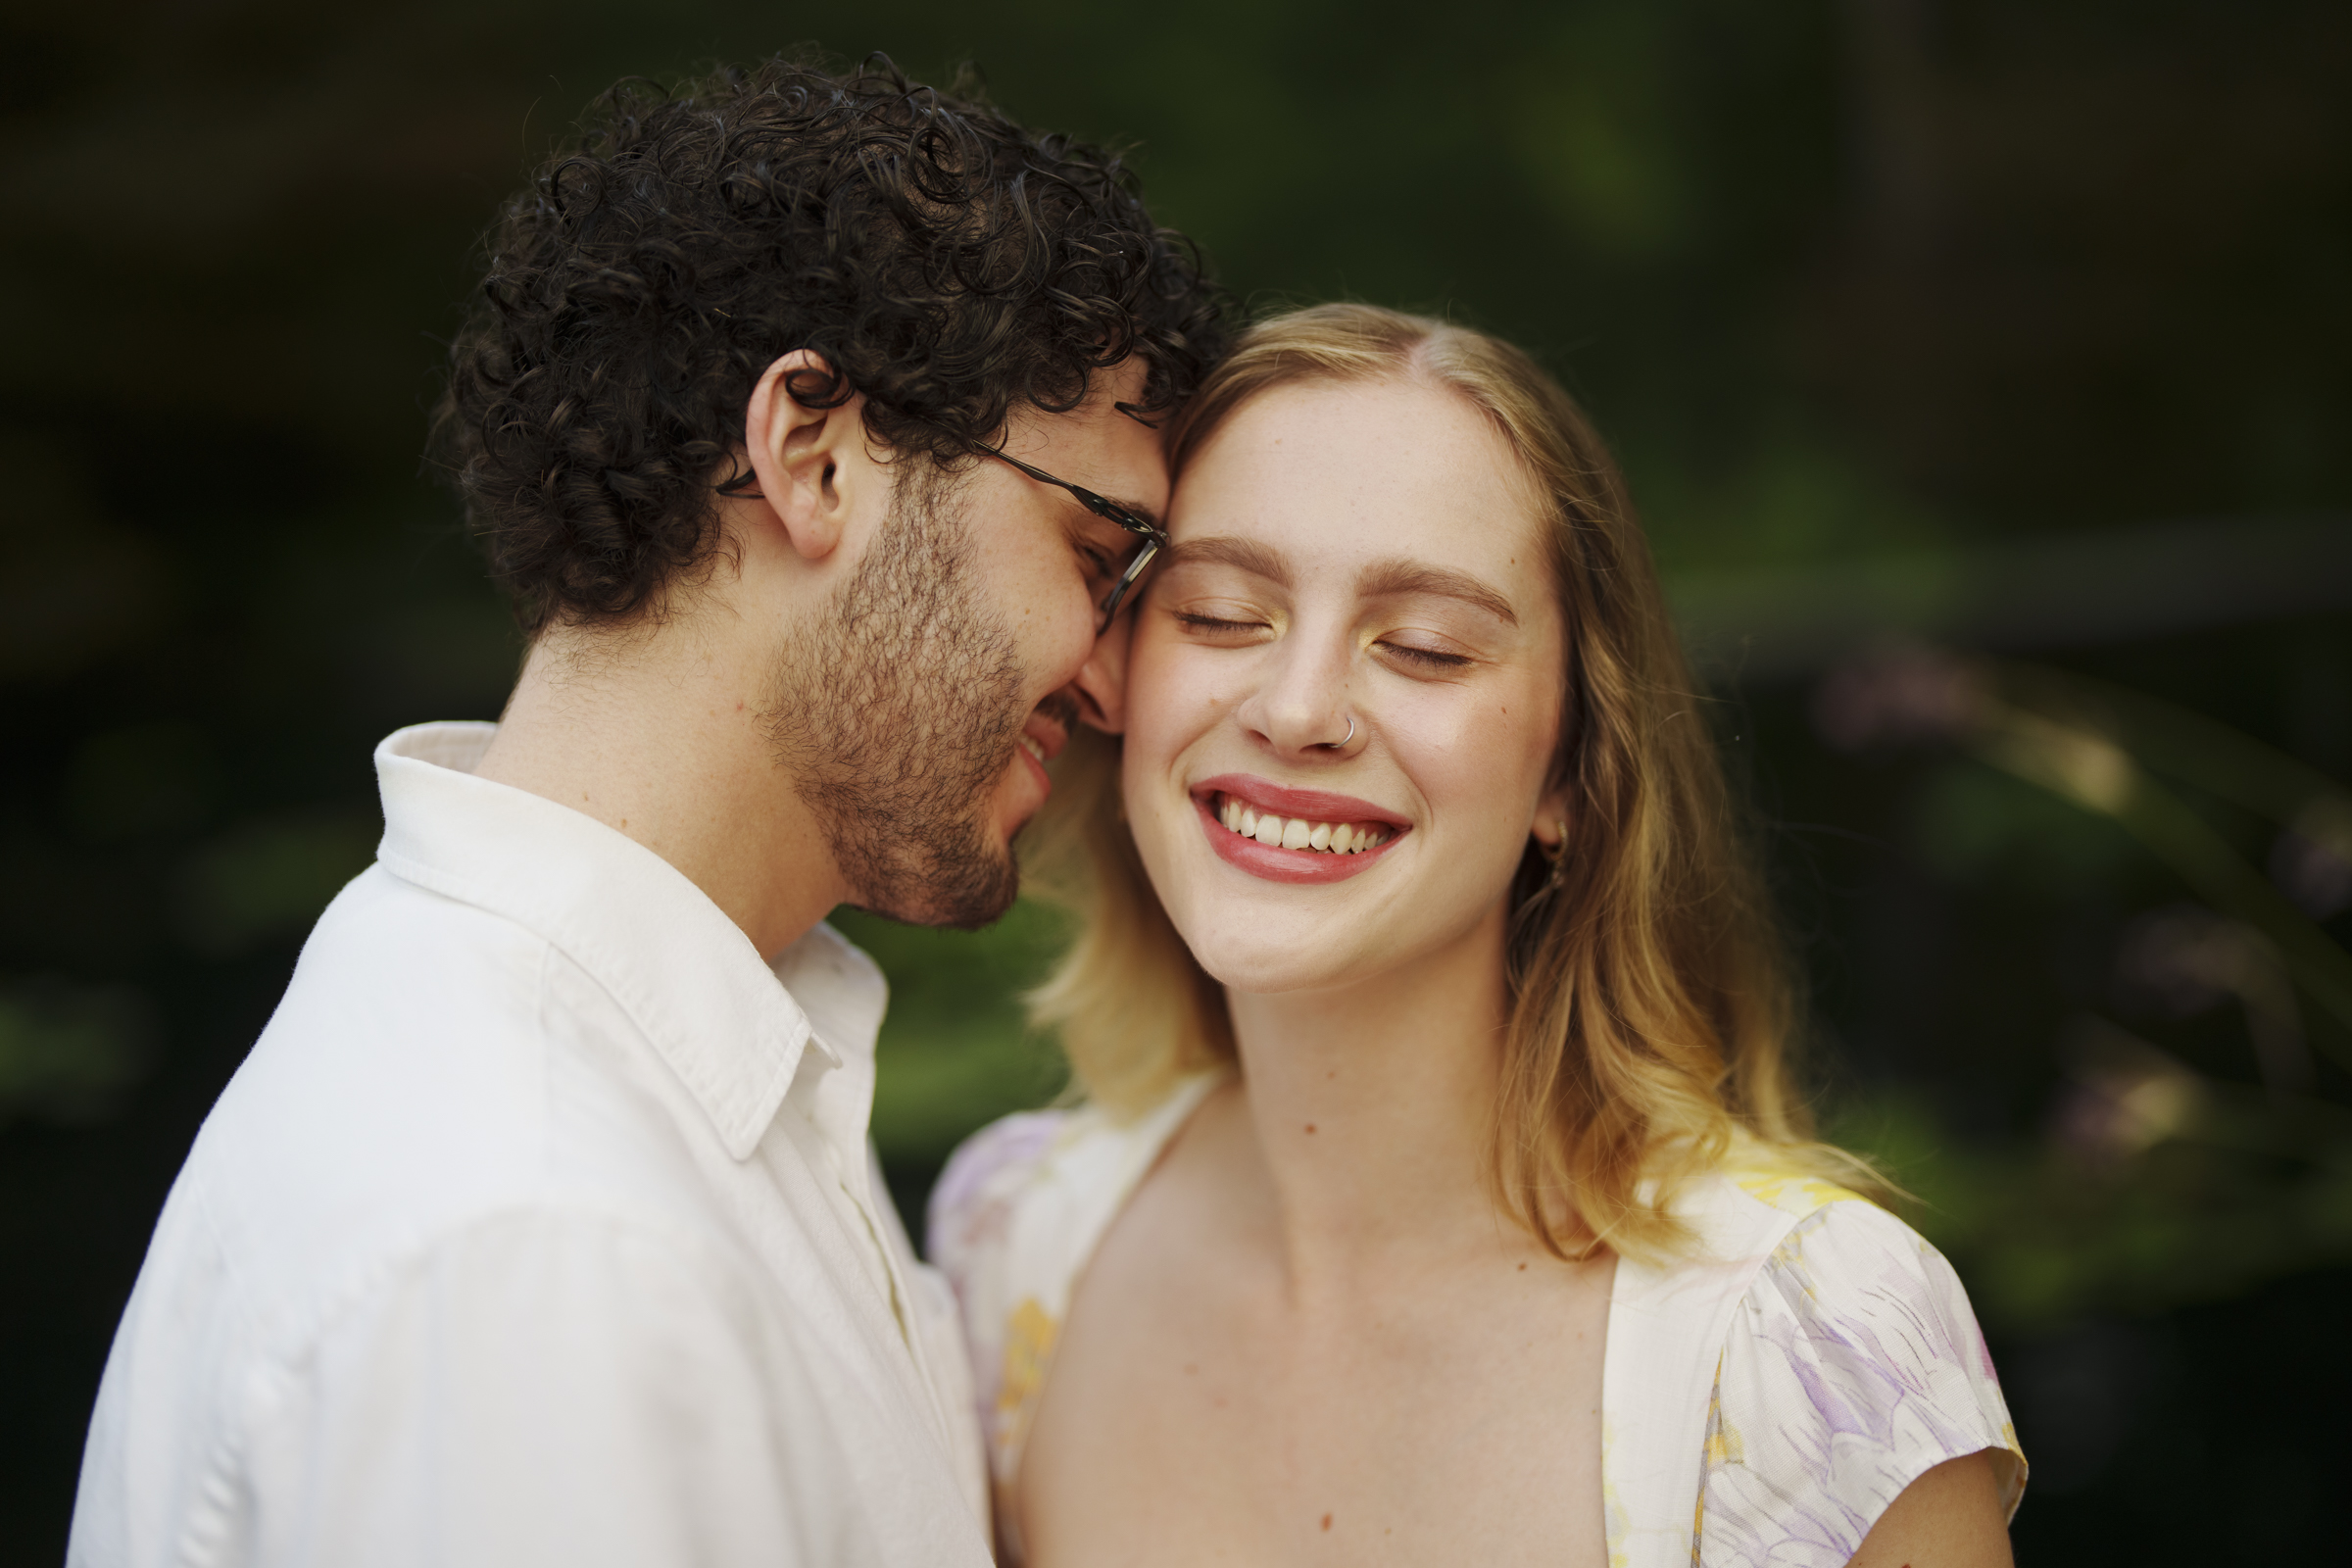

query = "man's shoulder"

[76,1183,832,1568]
[272,858,549,1024]
[170,863,754,1354]
[200,861,558,1221]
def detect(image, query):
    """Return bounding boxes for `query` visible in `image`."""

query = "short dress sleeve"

[1694,1197,2027,1566]
[926,1108,1072,1472]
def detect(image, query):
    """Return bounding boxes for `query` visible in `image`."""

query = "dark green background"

[6,2,2350,1559]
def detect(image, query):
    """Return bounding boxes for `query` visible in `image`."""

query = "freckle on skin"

[1320,1514,1333,1532]
[1304,1123,1316,1135]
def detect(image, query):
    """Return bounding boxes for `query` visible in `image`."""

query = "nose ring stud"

[1324,715,1355,750]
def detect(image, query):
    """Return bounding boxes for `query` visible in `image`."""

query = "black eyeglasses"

[978,443,1169,634]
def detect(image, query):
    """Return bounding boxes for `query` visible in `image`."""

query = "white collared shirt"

[70,722,991,1568]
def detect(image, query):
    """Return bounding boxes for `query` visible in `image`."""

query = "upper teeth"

[1216,793,1390,854]
[1019,735,1047,762]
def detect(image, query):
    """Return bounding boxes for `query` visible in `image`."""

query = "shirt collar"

[371,721,887,1160]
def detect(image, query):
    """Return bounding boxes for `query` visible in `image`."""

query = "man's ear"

[741,349,866,562]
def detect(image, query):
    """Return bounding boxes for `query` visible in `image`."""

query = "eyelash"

[1384,644,1473,670]
[1173,612,1474,670]
[1174,612,1261,634]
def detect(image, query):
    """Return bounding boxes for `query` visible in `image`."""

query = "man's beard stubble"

[762,464,1031,930]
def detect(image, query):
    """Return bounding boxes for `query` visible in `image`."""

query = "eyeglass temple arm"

[978,442,1164,541]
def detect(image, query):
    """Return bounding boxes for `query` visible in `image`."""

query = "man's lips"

[1021,707,1071,765]
[1190,773,1410,886]
[1007,699,1076,812]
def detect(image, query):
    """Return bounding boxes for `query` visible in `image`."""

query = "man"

[71,57,1227,1566]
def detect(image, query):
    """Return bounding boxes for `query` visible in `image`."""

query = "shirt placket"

[783,1042,955,1437]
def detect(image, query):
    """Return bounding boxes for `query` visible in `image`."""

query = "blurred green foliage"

[1913,759,2141,890]
[0,983,152,1129]
[1831,1063,2352,1328]
[833,903,1072,1168]
[5,0,2351,1558]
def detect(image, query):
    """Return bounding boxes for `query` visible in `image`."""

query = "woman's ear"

[740,349,864,562]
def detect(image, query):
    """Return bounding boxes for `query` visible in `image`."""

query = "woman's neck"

[1220,902,1515,1289]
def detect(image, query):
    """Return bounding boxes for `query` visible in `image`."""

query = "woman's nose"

[1238,634,1358,757]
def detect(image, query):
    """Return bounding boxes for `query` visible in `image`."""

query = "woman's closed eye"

[1174,604,1484,672]
[1173,609,1270,639]
[1378,638,1476,672]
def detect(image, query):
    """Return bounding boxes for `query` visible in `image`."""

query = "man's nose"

[1068,608,1134,734]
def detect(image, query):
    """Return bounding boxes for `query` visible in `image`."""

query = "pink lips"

[1191,772,1410,886]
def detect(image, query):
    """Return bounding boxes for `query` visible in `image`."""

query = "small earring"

[1542,819,1569,894]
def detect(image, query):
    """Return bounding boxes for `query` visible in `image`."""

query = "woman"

[930,306,2026,1566]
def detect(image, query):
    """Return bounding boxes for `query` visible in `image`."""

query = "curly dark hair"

[436,55,1230,632]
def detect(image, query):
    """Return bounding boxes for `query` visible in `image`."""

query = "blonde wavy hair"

[1020,304,1880,1262]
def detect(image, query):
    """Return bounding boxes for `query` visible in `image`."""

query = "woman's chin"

[1168,872,1515,1004]
[1195,952,1364,998]
[1180,922,1397,999]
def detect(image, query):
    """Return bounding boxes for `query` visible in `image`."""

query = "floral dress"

[927,1073,2027,1566]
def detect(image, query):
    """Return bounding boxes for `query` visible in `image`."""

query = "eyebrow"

[1354,558,1520,625]
[1157,534,1291,583]
[1158,538,1521,625]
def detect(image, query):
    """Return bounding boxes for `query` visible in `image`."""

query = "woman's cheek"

[1385,690,1490,797]
[1118,639,1201,848]
[1125,637,1218,763]
[1394,681,1556,838]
